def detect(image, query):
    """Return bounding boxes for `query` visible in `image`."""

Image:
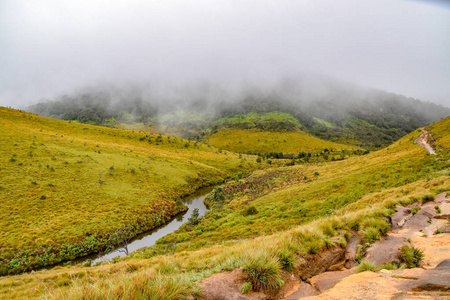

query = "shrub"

[435,206,441,214]
[241,282,253,294]
[242,206,258,216]
[422,194,435,203]
[357,260,377,273]
[243,252,284,291]
[400,245,424,268]
[188,208,199,225]
[411,207,421,215]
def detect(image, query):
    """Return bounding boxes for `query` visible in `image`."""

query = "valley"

[0,106,448,299]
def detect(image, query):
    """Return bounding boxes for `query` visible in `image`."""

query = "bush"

[422,194,435,203]
[241,282,253,294]
[357,260,377,273]
[243,252,284,291]
[188,208,199,225]
[242,206,258,216]
[411,207,421,215]
[400,245,424,268]
[435,206,441,214]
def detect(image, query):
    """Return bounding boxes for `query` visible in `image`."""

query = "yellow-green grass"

[1,176,448,299]
[1,116,448,299]
[131,118,449,255]
[0,107,258,272]
[206,128,358,154]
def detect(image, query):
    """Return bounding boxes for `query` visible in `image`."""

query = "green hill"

[0,112,448,299]
[0,107,257,274]
[206,128,358,154]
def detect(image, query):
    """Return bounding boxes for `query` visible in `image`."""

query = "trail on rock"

[415,128,436,155]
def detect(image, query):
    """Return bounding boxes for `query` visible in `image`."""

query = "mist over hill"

[27,76,450,149]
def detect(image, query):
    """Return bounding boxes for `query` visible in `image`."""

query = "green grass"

[206,128,358,154]
[0,115,448,299]
[357,260,377,273]
[243,250,284,291]
[213,112,302,132]
[400,245,424,268]
[0,107,258,273]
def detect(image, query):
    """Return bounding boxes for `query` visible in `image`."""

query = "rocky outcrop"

[199,192,450,300]
[299,263,450,299]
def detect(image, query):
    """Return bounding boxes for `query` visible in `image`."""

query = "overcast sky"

[1,0,449,109]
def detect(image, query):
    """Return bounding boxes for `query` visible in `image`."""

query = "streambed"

[85,186,213,265]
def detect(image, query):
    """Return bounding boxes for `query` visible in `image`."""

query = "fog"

[1,0,450,109]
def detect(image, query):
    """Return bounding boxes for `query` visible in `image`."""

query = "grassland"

[0,107,258,274]
[206,128,359,154]
[131,120,449,256]
[0,111,448,299]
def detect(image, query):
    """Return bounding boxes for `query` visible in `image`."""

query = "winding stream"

[86,187,212,265]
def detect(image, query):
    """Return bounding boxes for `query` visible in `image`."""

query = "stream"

[84,186,213,265]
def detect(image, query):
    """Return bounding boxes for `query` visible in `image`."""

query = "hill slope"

[0,115,448,299]
[27,77,450,148]
[206,128,358,154]
[0,107,257,274]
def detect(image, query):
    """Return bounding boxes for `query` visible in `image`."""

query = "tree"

[188,208,200,225]
[105,226,134,256]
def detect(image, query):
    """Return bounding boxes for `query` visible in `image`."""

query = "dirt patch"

[199,268,266,300]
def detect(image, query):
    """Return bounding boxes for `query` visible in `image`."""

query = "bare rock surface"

[299,263,450,299]
[199,193,450,300]
[411,232,450,268]
[283,282,318,300]
[364,232,409,265]
[307,267,355,293]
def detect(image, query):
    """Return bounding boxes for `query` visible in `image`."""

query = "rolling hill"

[0,111,448,299]
[0,107,258,275]
[27,77,450,149]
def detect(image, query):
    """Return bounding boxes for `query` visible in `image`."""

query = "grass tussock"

[400,245,425,268]
[51,271,191,300]
[357,260,377,273]
[243,251,284,291]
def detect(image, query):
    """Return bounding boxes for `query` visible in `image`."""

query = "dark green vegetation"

[28,78,450,149]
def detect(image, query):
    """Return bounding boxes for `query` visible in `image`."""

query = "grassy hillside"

[1,115,448,299]
[131,118,449,256]
[0,107,258,274]
[206,128,358,154]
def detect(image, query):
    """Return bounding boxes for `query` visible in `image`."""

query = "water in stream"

[87,187,212,265]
